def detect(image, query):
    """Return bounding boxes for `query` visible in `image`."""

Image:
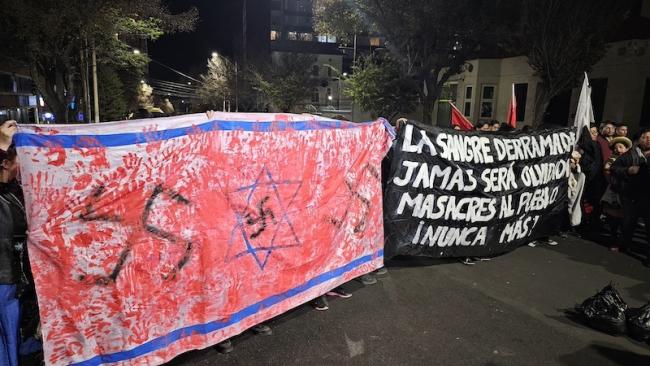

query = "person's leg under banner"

[0,284,19,366]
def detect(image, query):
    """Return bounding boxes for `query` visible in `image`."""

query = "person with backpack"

[610,129,650,266]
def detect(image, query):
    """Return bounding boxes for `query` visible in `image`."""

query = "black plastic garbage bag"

[576,284,628,335]
[626,303,650,341]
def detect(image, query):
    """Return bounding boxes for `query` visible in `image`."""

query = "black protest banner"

[383,121,575,258]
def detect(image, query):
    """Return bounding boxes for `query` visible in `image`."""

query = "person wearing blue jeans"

[0,147,24,366]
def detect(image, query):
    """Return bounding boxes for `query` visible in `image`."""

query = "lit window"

[370,37,381,47]
[317,34,337,43]
[298,33,313,41]
[270,30,280,41]
[288,32,297,40]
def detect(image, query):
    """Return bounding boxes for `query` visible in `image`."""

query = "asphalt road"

[168,235,650,366]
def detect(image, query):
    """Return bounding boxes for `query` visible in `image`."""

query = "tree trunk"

[420,78,434,124]
[533,83,552,127]
[30,63,68,124]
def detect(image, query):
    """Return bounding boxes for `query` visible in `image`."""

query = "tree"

[313,0,515,124]
[516,0,633,125]
[0,0,197,122]
[198,54,237,110]
[345,55,418,120]
[98,66,128,121]
[253,53,318,113]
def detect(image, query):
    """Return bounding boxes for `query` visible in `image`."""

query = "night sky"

[149,0,269,81]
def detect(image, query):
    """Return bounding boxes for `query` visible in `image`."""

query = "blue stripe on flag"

[15,119,374,148]
[70,249,383,366]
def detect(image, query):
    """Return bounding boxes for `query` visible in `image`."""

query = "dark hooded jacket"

[0,181,26,284]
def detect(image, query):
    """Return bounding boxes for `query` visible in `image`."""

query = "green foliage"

[98,66,128,121]
[515,0,633,124]
[253,54,318,113]
[346,56,418,120]
[0,0,197,122]
[313,0,368,43]
[313,0,515,123]
[198,54,237,110]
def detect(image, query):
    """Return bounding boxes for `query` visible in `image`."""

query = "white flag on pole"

[573,72,594,145]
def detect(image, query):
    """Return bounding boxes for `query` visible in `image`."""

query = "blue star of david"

[227,167,302,270]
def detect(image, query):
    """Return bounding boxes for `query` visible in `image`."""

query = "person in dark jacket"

[610,129,650,266]
[0,147,25,366]
[0,147,42,365]
[578,124,607,235]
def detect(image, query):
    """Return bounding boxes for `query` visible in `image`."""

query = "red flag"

[449,102,474,130]
[506,83,517,128]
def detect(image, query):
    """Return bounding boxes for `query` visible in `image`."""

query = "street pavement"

[168,235,650,366]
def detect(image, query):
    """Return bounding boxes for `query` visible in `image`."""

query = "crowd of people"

[1,114,649,363]
[576,121,650,266]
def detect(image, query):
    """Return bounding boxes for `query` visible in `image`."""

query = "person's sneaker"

[312,296,329,311]
[358,273,377,285]
[327,287,352,298]
[527,241,538,247]
[374,267,388,276]
[546,239,559,246]
[460,257,475,265]
[251,324,272,336]
[215,339,234,354]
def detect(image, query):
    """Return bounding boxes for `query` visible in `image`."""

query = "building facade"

[0,62,39,124]
[437,1,650,133]
[270,0,351,117]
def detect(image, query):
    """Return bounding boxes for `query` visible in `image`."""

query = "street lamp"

[133,49,141,55]
[327,95,333,107]
[212,52,218,58]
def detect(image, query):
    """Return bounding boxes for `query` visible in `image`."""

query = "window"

[514,83,528,122]
[311,88,320,103]
[370,37,381,47]
[288,31,297,40]
[270,30,280,41]
[480,85,496,118]
[0,74,13,92]
[311,65,319,76]
[317,34,337,43]
[464,85,473,117]
[298,33,313,41]
[17,78,33,94]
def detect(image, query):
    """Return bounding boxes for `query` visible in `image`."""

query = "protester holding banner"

[0,147,26,366]
[490,120,501,132]
[475,121,492,132]
[610,129,650,266]
[577,124,607,234]
[0,119,17,152]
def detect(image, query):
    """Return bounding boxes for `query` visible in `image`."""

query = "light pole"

[323,63,344,110]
